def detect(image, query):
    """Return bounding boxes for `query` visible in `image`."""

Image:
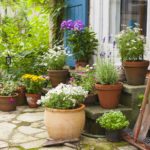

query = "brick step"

[84,105,132,135]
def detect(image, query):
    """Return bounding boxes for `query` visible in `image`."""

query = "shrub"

[96,111,129,130]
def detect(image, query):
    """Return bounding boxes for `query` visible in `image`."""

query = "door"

[65,0,89,67]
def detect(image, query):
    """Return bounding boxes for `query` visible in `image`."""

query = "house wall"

[90,0,150,67]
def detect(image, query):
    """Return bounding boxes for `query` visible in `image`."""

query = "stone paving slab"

[0,106,138,150]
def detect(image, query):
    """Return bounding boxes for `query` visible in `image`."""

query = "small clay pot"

[26,93,41,108]
[48,69,70,87]
[105,130,122,142]
[0,94,17,111]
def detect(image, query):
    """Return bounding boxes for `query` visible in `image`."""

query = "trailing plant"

[61,20,99,61]
[40,45,67,70]
[0,81,17,96]
[116,27,145,61]
[38,83,88,109]
[95,58,119,84]
[96,111,129,130]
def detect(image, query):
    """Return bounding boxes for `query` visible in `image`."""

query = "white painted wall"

[90,0,150,67]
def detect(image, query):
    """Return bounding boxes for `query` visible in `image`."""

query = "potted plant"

[38,83,88,140]
[61,20,99,68]
[0,81,17,111]
[21,74,46,108]
[41,45,69,87]
[116,26,149,85]
[95,58,123,109]
[96,111,129,142]
[69,65,98,105]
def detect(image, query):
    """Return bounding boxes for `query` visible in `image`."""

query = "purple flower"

[100,51,106,58]
[102,37,105,43]
[61,20,67,29]
[9,98,16,104]
[74,20,84,31]
[113,41,116,48]
[66,20,74,30]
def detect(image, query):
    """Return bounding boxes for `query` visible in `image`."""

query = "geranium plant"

[116,27,145,61]
[61,20,98,61]
[38,83,88,109]
[96,111,129,130]
[41,45,67,70]
[21,74,46,94]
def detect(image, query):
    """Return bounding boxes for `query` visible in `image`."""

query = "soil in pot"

[95,83,123,109]
[44,104,85,140]
[105,130,122,142]
[0,94,17,111]
[26,93,41,108]
[123,60,149,85]
[48,69,70,87]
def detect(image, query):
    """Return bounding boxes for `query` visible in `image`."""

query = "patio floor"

[0,106,138,150]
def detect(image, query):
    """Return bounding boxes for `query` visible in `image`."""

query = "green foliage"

[0,14,49,77]
[96,111,129,130]
[40,45,67,70]
[137,93,144,107]
[70,65,96,93]
[68,28,99,61]
[0,81,17,96]
[116,27,145,61]
[39,84,88,109]
[95,59,119,84]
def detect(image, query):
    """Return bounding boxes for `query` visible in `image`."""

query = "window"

[120,0,147,35]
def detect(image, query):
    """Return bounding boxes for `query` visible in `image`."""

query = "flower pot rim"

[0,93,18,98]
[123,60,149,67]
[48,69,69,72]
[45,104,85,112]
[95,82,123,90]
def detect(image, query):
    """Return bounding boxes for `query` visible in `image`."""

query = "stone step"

[84,105,132,135]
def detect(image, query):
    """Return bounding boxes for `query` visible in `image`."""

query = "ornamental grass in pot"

[38,83,88,140]
[41,45,69,87]
[116,26,149,85]
[0,81,17,111]
[96,111,129,142]
[21,74,46,108]
[61,20,98,68]
[95,58,123,109]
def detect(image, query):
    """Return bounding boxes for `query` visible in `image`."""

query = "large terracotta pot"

[123,60,149,85]
[48,69,69,87]
[0,94,17,111]
[44,104,85,140]
[16,86,27,106]
[95,83,123,109]
[25,93,41,108]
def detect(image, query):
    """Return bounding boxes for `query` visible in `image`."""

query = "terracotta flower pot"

[16,86,27,106]
[48,69,70,87]
[25,93,41,108]
[95,83,123,109]
[76,60,88,69]
[84,94,98,106]
[0,94,17,111]
[123,60,149,85]
[44,104,85,140]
